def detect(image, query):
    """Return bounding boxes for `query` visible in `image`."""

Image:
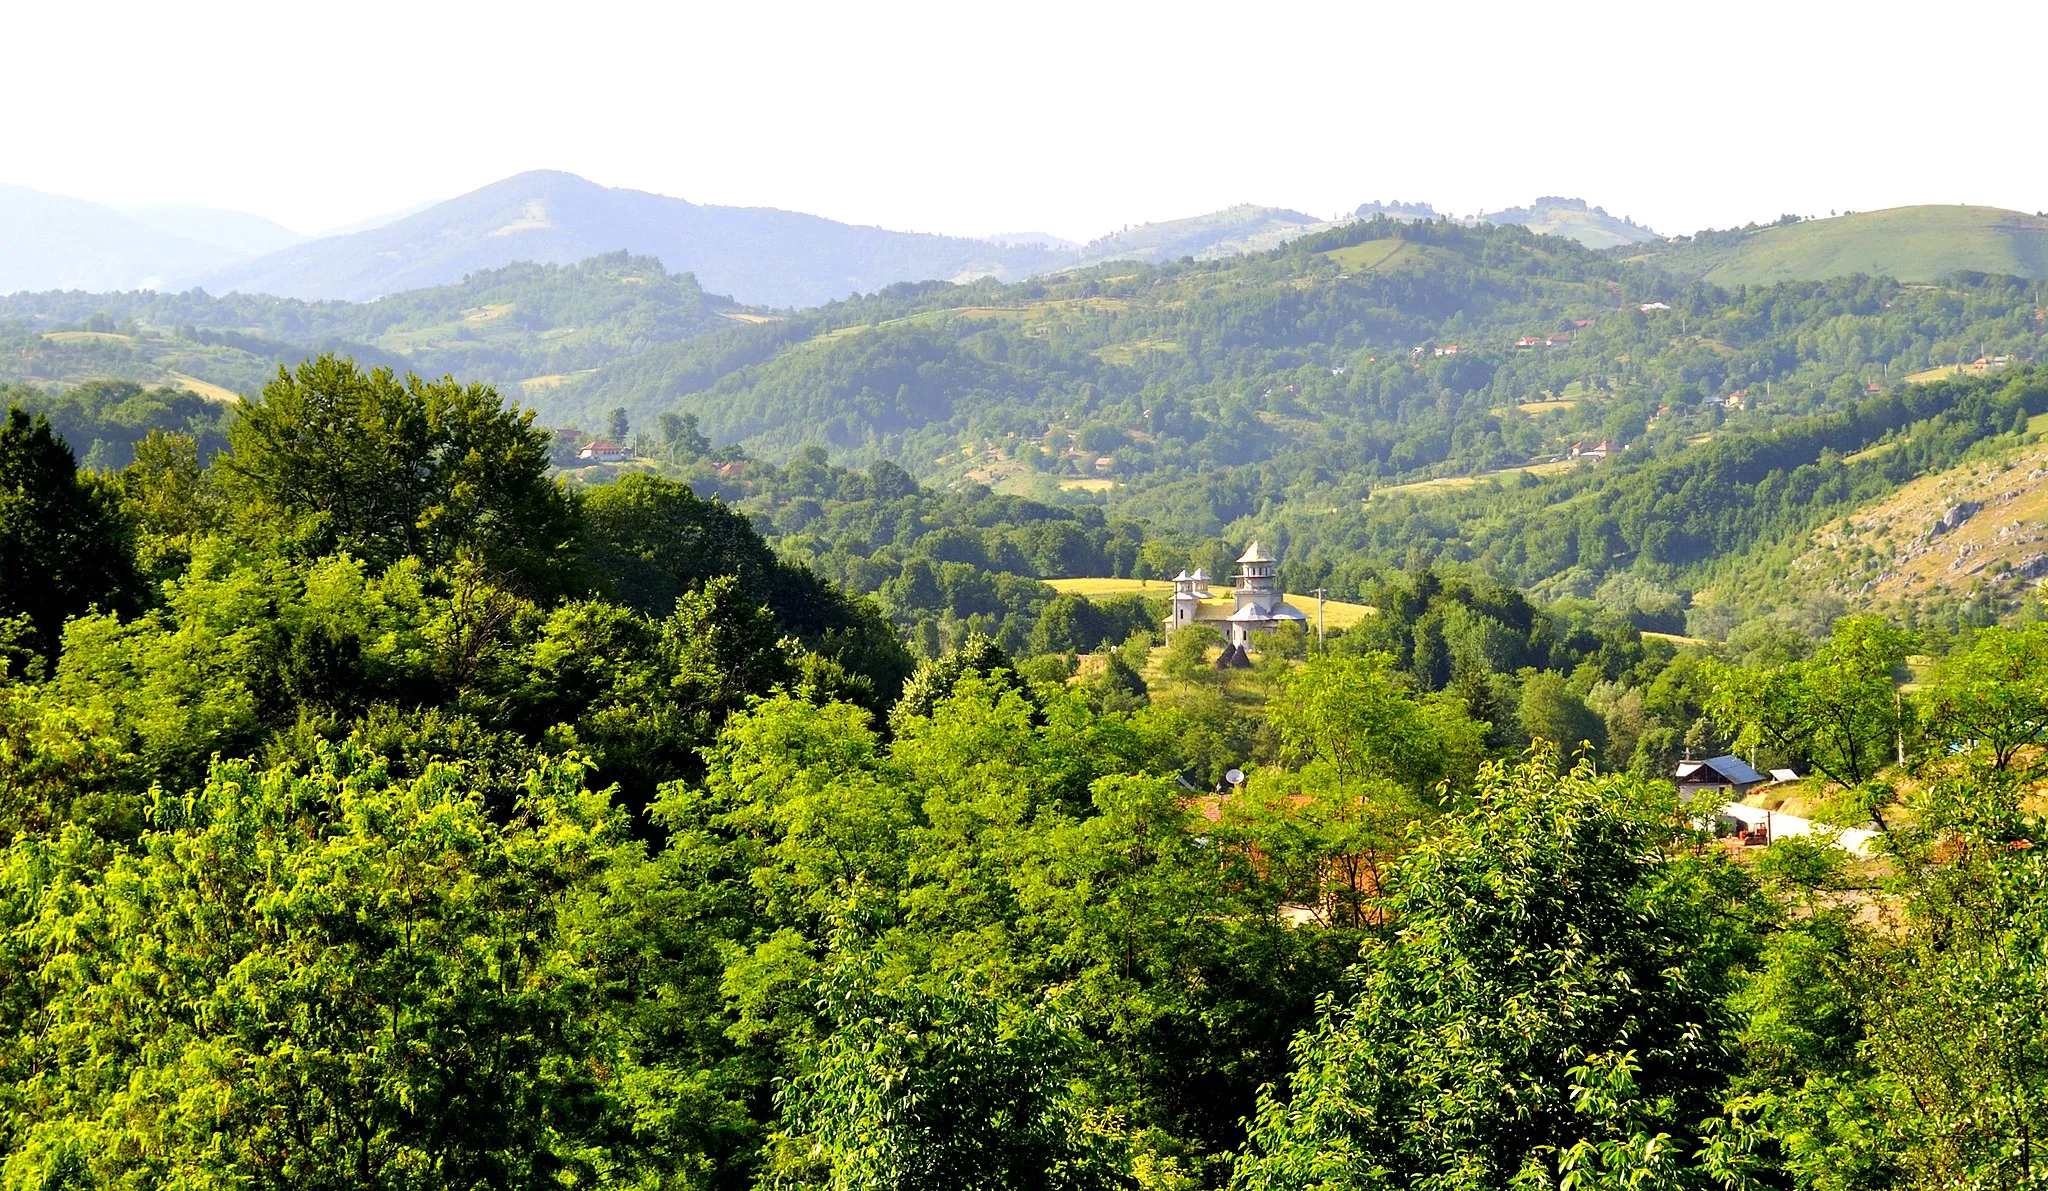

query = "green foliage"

[1706,615,1912,796]
[772,941,1122,1191]
[1920,622,2048,773]
[1232,752,1753,1191]
[221,354,578,588]
[0,406,140,661]
[889,633,1027,730]
[0,747,630,1187]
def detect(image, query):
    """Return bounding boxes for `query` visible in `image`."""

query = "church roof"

[1226,602,1308,622]
[1172,570,1192,582]
[1190,567,1212,582]
[1237,541,1275,564]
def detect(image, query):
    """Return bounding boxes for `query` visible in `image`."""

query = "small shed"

[1674,755,1766,804]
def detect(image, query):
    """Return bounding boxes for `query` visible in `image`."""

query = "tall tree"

[220,355,577,588]
[0,406,138,665]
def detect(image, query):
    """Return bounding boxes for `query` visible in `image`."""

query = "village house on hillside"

[577,440,633,463]
[1167,541,1310,650]
[1675,755,1766,805]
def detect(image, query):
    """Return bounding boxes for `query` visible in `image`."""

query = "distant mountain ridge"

[1352,197,1661,250]
[196,172,1077,309]
[0,185,263,293]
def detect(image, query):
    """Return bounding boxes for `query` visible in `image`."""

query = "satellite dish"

[1225,768,1245,787]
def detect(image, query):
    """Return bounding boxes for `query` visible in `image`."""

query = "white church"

[1167,541,1310,648]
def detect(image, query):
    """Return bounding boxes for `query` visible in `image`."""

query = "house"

[1725,390,1748,410]
[576,440,632,463]
[1569,440,1612,461]
[1866,382,1884,394]
[1640,301,1671,312]
[1514,336,1542,349]
[1433,344,1462,357]
[715,461,747,478]
[1674,755,1766,805]
[1093,455,1115,471]
[1574,318,1596,328]
[1331,366,1347,376]
[1545,334,1574,347]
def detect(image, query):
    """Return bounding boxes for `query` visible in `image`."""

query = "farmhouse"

[577,440,633,463]
[1674,755,1766,805]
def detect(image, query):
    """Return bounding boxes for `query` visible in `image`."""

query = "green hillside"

[1649,205,2048,284]
[0,253,748,403]
[1476,196,1660,250]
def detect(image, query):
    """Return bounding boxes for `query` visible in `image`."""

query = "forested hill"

[0,253,750,410]
[521,217,2043,619]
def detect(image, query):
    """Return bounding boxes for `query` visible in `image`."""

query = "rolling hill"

[1648,206,2048,285]
[0,254,743,401]
[1474,197,1661,250]
[1076,205,1337,263]
[1351,197,1662,250]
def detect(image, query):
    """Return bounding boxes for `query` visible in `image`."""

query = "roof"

[1676,755,1767,786]
[1237,541,1276,564]
[1172,570,1192,582]
[1190,567,1212,582]
[1226,602,1309,622]
[580,440,627,453]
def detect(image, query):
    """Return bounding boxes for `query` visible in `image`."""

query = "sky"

[9,0,2046,242]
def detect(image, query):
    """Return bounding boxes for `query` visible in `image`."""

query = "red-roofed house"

[577,440,633,463]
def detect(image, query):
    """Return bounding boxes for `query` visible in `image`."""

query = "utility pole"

[1310,588,1327,650]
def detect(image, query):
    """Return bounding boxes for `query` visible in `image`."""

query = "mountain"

[0,185,243,293]
[110,204,305,258]
[1077,204,1335,264]
[197,171,1076,309]
[1646,205,2048,285]
[1473,197,1660,250]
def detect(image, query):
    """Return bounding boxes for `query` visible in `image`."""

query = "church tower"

[1168,568,1212,630]
[1233,541,1279,616]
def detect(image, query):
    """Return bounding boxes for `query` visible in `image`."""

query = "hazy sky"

[11,0,2045,242]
